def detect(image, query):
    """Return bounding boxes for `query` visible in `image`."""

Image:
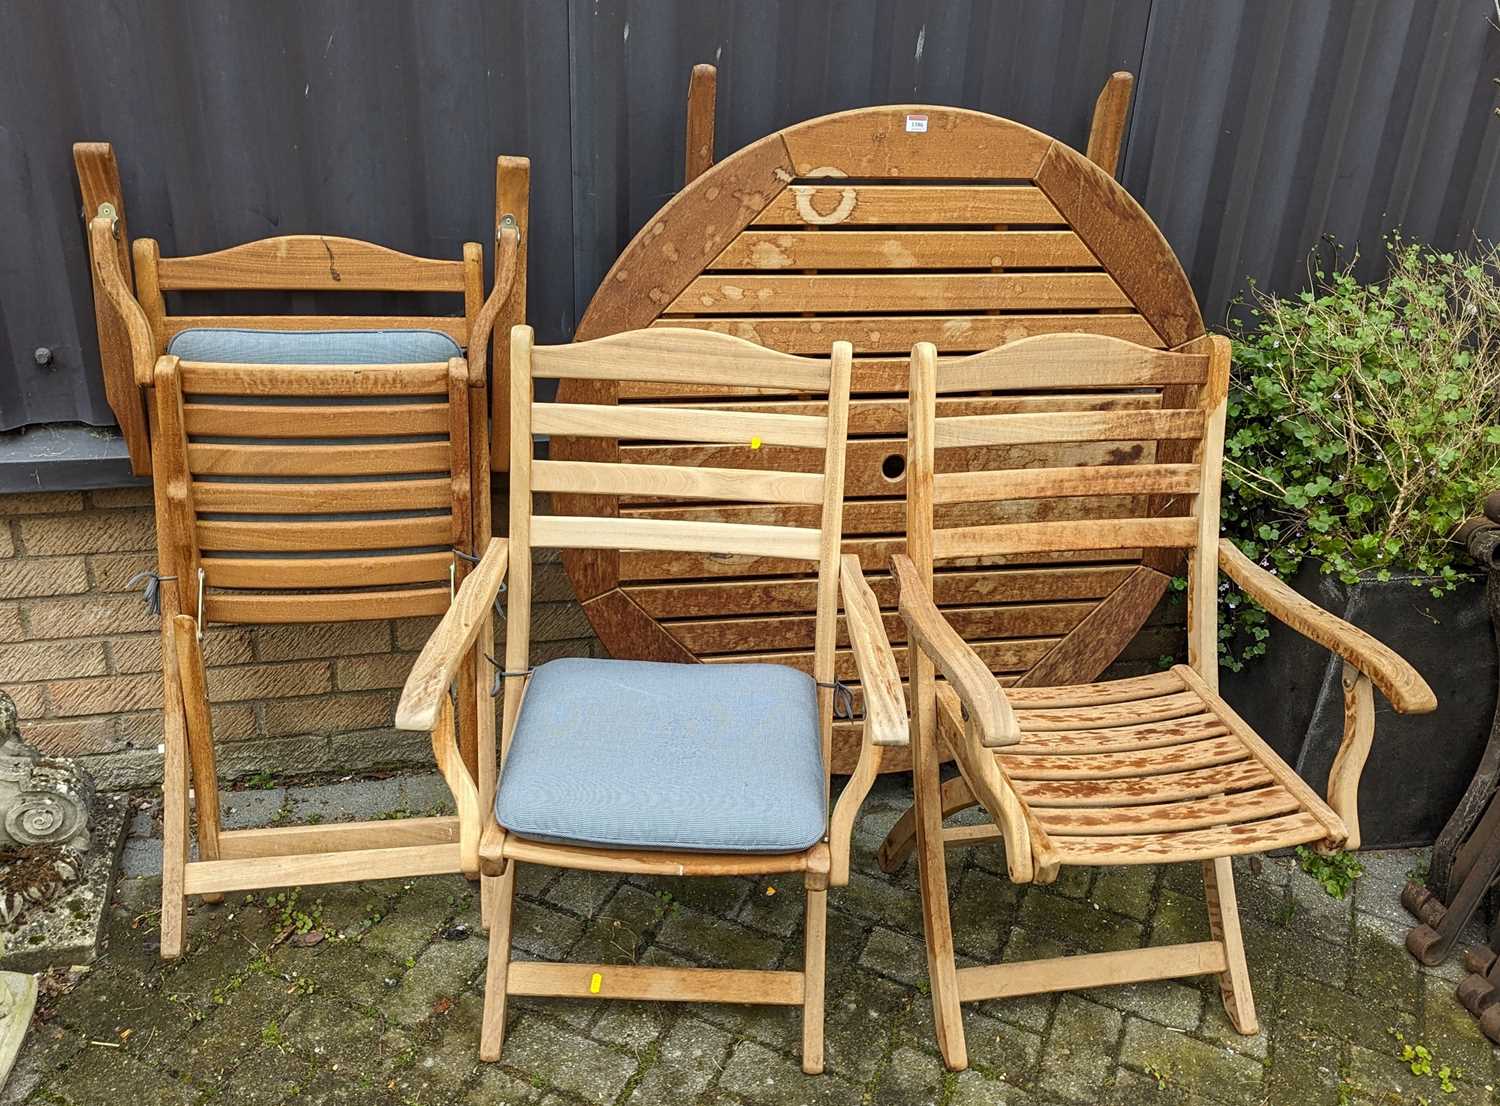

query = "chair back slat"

[931,409,1204,449]
[907,331,1229,689]
[531,459,825,506]
[178,361,450,395]
[183,402,451,438]
[503,325,852,778]
[531,403,828,447]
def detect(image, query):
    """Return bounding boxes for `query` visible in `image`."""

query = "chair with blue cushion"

[395,325,908,1073]
[82,172,528,960]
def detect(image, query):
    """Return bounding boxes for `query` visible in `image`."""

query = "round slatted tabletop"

[553,106,1205,773]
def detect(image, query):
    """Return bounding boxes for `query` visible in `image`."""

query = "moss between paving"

[6,775,1499,1106]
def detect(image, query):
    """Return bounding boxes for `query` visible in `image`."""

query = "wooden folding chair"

[83,194,525,959]
[395,326,908,1073]
[879,334,1437,1070]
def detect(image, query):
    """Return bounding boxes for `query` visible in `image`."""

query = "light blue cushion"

[495,658,826,854]
[166,328,461,364]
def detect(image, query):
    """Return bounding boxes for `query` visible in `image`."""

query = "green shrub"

[1218,238,1500,667]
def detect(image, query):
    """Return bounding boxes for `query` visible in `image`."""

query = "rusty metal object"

[1402,494,1500,1039]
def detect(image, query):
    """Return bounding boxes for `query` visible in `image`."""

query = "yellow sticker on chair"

[749,436,762,450]
[589,972,603,994]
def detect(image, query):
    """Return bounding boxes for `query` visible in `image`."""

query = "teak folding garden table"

[546,74,1206,777]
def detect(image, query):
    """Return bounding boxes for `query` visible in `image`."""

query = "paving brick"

[652,904,783,970]
[624,1017,733,1104]
[951,1069,1041,1106]
[0,555,90,599]
[957,1006,1042,1084]
[1119,1015,1265,1103]
[1083,978,1204,1033]
[43,1048,197,1106]
[0,525,11,558]
[0,639,107,681]
[19,507,155,555]
[1347,1037,1491,1106]
[1275,974,1415,1049]
[0,490,84,516]
[872,1044,947,1105]
[950,867,1023,959]
[501,1016,640,1105]
[1037,995,1124,1102]
[1264,1021,1347,1104]
[1016,887,1145,954]
[719,1039,859,1104]
[1198,998,1268,1060]
[858,925,928,986]
[1092,865,1159,922]
[1348,909,1421,1010]
[383,931,487,1026]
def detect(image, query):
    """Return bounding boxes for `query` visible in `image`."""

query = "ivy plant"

[1216,237,1500,668]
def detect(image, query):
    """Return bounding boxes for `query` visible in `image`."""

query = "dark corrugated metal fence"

[1,0,1495,452]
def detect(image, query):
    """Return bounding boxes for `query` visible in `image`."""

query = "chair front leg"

[802,868,828,1075]
[479,864,516,1061]
[1326,660,1376,851]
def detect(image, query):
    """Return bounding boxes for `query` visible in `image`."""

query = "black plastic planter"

[1220,564,1497,849]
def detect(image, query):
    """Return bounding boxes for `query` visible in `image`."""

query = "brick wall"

[0,488,598,789]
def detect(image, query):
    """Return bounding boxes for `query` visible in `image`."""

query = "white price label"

[905,114,928,134]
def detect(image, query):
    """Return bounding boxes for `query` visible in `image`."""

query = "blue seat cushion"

[166,327,461,364]
[495,658,827,854]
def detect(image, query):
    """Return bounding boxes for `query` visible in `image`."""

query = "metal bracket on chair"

[497,213,521,246]
[95,202,119,235]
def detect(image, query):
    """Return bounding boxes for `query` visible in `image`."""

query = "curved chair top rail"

[151,234,477,293]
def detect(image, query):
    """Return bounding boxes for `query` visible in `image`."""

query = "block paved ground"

[6,771,1499,1105]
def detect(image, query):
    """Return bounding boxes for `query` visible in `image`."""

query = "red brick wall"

[0,488,597,789]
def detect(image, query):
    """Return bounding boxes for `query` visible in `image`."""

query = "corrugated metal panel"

[1128,0,1500,325]
[1,0,1496,444]
[567,0,1152,313]
[0,0,574,432]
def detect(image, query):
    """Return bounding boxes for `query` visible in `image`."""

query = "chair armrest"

[839,555,908,748]
[87,216,156,387]
[465,224,521,388]
[891,554,1020,747]
[1217,539,1437,714]
[396,538,509,730]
